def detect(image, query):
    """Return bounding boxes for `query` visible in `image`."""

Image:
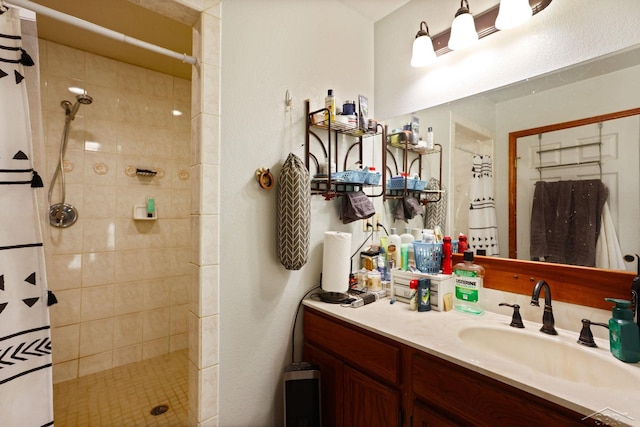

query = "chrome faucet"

[530,280,558,335]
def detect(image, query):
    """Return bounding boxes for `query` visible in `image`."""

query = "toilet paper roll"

[322,231,352,293]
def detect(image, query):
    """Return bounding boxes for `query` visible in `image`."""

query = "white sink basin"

[452,321,640,390]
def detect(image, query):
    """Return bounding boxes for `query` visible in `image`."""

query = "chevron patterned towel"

[0,8,54,426]
[277,153,310,270]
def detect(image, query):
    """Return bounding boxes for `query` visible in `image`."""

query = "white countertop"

[304,296,640,426]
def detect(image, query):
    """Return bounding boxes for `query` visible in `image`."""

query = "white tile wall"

[40,40,192,383]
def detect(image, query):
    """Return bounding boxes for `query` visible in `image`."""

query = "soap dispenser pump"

[605,298,640,363]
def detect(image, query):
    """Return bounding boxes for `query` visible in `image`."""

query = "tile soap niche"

[133,196,157,220]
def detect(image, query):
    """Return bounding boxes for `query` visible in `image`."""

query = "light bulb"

[411,34,436,67]
[448,11,478,51]
[495,0,532,30]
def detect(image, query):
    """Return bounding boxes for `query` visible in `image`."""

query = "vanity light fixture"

[412,0,552,63]
[448,0,478,51]
[495,0,533,30]
[411,21,437,67]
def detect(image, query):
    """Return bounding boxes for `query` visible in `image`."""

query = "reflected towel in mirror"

[530,179,607,267]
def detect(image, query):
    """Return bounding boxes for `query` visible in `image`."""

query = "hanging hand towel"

[340,191,375,224]
[277,153,310,270]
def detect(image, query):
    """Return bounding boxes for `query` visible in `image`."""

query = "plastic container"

[453,250,485,315]
[364,167,381,185]
[387,228,402,271]
[325,89,335,122]
[408,279,418,311]
[605,298,640,363]
[458,234,468,253]
[401,228,415,270]
[331,170,367,184]
[401,244,410,271]
[442,236,453,275]
[367,270,382,291]
[417,278,431,312]
[413,242,443,274]
[426,127,434,150]
[146,196,155,218]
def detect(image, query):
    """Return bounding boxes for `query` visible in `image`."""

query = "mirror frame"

[497,107,640,310]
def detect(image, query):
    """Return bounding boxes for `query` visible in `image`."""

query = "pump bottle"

[605,298,640,363]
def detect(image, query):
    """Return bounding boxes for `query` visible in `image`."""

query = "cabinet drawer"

[411,351,586,426]
[304,308,400,385]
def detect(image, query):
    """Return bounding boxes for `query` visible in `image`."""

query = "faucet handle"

[577,319,609,347]
[499,303,525,328]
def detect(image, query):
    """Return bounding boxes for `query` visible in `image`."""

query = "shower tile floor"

[53,349,189,426]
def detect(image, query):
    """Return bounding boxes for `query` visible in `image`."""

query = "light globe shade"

[411,35,436,67]
[448,11,478,51]
[495,0,532,30]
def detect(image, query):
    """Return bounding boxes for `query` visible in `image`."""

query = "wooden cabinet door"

[344,365,401,427]
[412,400,463,427]
[303,343,344,427]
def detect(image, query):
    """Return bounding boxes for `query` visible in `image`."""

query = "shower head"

[61,93,93,120]
[76,94,93,105]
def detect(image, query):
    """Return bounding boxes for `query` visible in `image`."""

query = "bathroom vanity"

[303,299,639,426]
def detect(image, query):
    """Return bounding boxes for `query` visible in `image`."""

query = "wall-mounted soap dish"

[133,205,157,220]
[136,168,157,177]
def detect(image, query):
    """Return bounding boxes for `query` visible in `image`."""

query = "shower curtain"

[468,155,499,256]
[0,8,54,426]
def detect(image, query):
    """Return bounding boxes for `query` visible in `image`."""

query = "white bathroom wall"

[375,0,640,120]
[219,0,376,424]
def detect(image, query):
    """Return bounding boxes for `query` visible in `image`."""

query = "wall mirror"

[386,43,640,275]
[384,43,639,309]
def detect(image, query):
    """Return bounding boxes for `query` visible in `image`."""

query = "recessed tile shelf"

[133,205,157,220]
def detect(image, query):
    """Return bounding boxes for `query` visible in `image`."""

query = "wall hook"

[285,90,292,111]
[255,167,275,190]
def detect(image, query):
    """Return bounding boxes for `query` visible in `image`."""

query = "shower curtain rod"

[8,0,198,65]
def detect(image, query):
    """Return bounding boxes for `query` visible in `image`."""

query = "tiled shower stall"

[39,40,192,383]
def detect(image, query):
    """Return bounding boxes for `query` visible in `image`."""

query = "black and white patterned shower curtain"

[0,8,54,426]
[468,155,499,256]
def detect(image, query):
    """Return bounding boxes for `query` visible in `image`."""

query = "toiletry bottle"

[401,227,415,269]
[146,196,155,218]
[400,227,414,244]
[422,229,435,243]
[387,228,402,271]
[408,279,418,311]
[453,250,485,315]
[417,278,431,312]
[605,298,640,363]
[426,126,434,150]
[325,89,335,122]
[442,236,453,274]
[458,233,468,253]
[401,244,409,271]
[377,254,387,281]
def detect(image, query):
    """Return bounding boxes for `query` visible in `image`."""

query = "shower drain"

[150,404,170,416]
